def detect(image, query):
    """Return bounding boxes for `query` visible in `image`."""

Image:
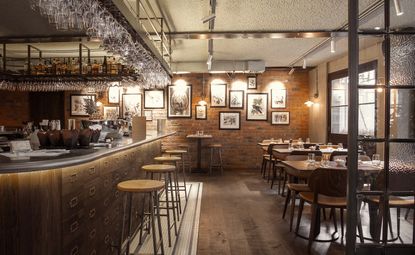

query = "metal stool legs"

[209,147,224,175]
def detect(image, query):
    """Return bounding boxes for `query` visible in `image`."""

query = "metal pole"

[79,43,82,75]
[346,0,359,254]
[27,45,31,75]
[2,43,6,72]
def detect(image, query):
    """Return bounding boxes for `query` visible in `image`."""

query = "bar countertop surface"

[0,132,175,173]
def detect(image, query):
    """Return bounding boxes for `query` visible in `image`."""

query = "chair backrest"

[267,143,289,154]
[329,150,348,161]
[308,168,348,197]
[285,155,308,161]
[359,155,371,161]
[291,150,323,156]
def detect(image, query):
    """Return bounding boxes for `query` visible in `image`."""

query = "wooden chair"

[270,144,289,193]
[282,155,309,231]
[295,168,348,252]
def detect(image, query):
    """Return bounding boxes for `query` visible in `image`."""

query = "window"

[328,61,377,143]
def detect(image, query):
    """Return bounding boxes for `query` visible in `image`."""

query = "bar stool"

[154,156,182,216]
[165,149,188,201]
[207,144,223,175]
[142,164,178,247]
[117,179,165,255]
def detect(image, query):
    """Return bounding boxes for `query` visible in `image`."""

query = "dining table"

[273,148,348,160]
[186,134,213,172]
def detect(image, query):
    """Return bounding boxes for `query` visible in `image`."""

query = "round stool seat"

[142,164,176,172]
[154,156,181,162]
[208,144,222,148]
[117,180,164,193]
[165,149,187,154]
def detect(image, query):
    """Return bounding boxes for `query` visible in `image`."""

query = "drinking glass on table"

[307,153,316,164]
[306,137,311,143]
[321,154,330,167]
[372,154,381,167]
[338,143,343,149]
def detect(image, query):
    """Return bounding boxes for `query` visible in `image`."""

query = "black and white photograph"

[271,111,290,125]
[103,106,119,120]
[247,76,257,89]
[108,86,120,103]
[144,110,153,121]
[195,105,207,120]
[219,111,241,130]
[70,94,96,116]
[229,90,244,109]
[210,83,227,107]
[246,93,268,121]
[271,88,287,108]
[122,94,142,118]
[144,89,165,109]
[167,84,192,118]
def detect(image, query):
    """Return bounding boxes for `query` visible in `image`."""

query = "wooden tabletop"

[186,134,213,139]
[281,160,382,179]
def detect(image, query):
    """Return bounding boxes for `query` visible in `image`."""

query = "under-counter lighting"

[393,0,404,16]
[304,100,314,107]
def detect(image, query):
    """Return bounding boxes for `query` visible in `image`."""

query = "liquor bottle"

[98,59,103,74]
[87,59,92,75]
[102,56,107,74]
[62,58,68,74]
[51,58,57,75]
[67,58,73,75]
[110,57,117,75]
[92,60,98,74]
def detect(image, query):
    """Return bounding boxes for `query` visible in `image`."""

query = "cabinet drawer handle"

[70,221,79,233]
[88,167,96,175]
[70,246,79,255]
[70,173,77,183]
[104,198,110,207]
[69,196,78,208]
[104,234,110,244]
[89,186,96,197]
[114,190,120,198]
[104,216,110,225]
[90,249,97,255]
[89,228,97,239]
[89,208,96,218]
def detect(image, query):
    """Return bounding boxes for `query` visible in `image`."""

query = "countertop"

[0,132,175,173]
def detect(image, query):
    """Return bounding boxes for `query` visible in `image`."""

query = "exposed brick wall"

[163,69,310,170]
[0,91,30,128]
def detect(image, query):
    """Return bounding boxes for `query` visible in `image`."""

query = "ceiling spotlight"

[330,37,336,53]
[302,59,307,69]
[288,67,295,75]
[202,13,216,23]
[207,54,213,65]
[374,26,381,30]
[393,0,404,16]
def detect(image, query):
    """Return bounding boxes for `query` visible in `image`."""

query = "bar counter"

[0,132,175,255]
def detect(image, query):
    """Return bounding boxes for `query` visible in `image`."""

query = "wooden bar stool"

[117,179,165,255]
[207,144,224,175]
[165,149,189,201]
[142,164,178,247]
[154,156,182,216]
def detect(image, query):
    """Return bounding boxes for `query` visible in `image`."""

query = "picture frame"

[144,110,153,121]
[246,93,268,121]
[122,93,142,118]
[271,111,290,125]
[70,94,96,116]
[108,86,120,104]
[219,111,241,130]
[229,90,244,109]
[271,88,287,108]
[195,105,207,120]
[144,89,165,109]
[103,106,120,120]
[247,76,257,89]
[167,84,192,118]
[210,83,227,107]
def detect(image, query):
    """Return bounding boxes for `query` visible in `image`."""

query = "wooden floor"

[188,169,414,255]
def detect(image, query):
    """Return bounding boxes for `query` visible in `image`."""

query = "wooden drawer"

[62,211,84,242]
[84,177,102,207]
[81,161,100,182]
[62,166,84,196]
[62,189,84,217]
[100,157,112,174]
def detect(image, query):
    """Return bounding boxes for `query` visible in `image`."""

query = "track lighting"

[207,54,213,65]
[288,67,295,75]
[202,13,216,23]
[302,59,307,69]
[330,37,336,53]
[393,0,404,16]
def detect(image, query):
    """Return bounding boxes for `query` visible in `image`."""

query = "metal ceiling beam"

[167,30,347,40]
[0,35,85,44]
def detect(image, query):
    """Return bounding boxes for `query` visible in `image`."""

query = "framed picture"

[271,111,290,125]
[210,83,227,107]
[247,76,257,89]
[144,89,165,109]
[103,106,119,120]
[271,88,287,108]
[246,93,268,121]
[195,105,207,120]
[122,94,142,118]
[167,84,192,118]
[70,94,96,116]
[144,110,153,121]
[219,111,241,130]
[108,86,120,103]
[229,90,244,109]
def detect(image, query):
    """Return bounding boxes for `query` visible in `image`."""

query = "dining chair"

[260,140,273,177]
[270,144,290,193]
[282,155,309,231]
[295,168,348,252]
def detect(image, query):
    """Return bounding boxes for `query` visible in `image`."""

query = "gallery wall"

[163,69,310,170]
